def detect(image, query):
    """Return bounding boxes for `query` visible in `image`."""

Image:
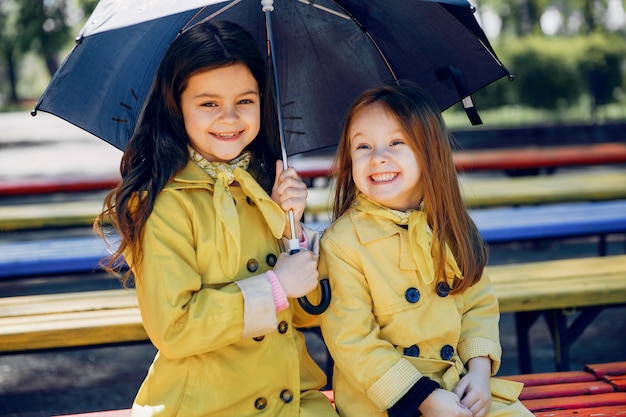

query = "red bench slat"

[534,404,626,416]
[587,362,626,378]
[503,371,596,387]
[523,392,626,412]
[606,375,626,392]
[519,381,615,401]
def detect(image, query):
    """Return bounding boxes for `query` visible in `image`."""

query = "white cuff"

[236,274,278,339]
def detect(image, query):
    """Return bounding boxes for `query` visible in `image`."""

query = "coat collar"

[349,201,418,271]
[164,160,215,191]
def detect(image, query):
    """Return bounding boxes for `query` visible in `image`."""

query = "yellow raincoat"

[319,196,532,417]
[129,160,336,417]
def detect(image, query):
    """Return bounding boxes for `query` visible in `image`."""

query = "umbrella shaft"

[264,6,297,244]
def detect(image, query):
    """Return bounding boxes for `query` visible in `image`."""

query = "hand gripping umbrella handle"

[288,243,331,315]
[264,2,330,315]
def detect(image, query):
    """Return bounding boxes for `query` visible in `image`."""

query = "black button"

[246,196,256,206]
[436,281,450,297]
[266,254,277,267]
[253,336,264,342]
[278,321,289,334]
[405,287,420,303]
[280,389,294,403]
[254,397,267,410]
[403,345,420,357]
[440,344,454,360]
[247,259,259,273]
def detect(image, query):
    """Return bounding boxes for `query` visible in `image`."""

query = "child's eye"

[391,139,405,146]
[201,102,217,107]
[355,143,371,150]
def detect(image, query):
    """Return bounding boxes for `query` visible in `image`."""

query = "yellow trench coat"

[129,161,336,417]
[319,203,532,417]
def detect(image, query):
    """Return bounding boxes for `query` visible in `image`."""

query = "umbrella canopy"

[34,0,510,156]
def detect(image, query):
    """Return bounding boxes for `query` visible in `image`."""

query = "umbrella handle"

[289,246,332,315]
[298,278,331,315]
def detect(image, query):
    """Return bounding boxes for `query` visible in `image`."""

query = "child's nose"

[371,147,389,164]
[220,105,238,122]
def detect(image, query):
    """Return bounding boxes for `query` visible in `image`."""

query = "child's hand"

[453,357,492,417]
[419,389,473,417]
[271,160,307,239]
[272,250,319,298]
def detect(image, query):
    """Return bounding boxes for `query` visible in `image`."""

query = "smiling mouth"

[213,131,243,139]
[370,173,398,183]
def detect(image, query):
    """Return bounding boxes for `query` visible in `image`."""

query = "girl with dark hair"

[319,82,532,417]
[95,20,336,417]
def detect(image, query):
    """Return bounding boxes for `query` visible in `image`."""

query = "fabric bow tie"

[189,148,286,279]
[356,194,462,285]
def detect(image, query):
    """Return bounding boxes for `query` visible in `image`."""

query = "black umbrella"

[33,0,511,314]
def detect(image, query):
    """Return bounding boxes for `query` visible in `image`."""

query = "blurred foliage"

[473,33,626,110]
[0,0,625,126]
[0,0,97,105]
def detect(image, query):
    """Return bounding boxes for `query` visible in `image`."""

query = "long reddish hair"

[332,81,486,293]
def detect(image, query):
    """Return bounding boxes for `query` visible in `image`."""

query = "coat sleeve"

[132,190,275,359]
[319,233,423,411]
[456,271,503,375]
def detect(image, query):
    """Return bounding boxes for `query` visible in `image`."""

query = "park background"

[0,1,625,416]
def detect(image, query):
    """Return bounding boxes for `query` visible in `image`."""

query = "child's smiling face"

[180,63,261,162]
[349,103,424,211]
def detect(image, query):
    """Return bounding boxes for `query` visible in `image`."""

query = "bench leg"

[544,307,604,372]
[515,311,542,374]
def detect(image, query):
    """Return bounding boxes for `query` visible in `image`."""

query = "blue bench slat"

[0,237,116,278]
[2,200,625,278]
[472,200,626,242]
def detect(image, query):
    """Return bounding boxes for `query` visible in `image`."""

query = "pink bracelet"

[299,230,309,249]
[266,270,289,312]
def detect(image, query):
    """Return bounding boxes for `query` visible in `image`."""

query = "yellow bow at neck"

[190,149,286,279]
[355,194,462,285]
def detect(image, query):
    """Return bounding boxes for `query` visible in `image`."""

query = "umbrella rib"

[182,0,243,34]
[296,0,350,19]
[320,1,399,82]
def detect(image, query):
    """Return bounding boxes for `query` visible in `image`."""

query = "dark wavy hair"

[331,81,487,293]
[95,20,280,286]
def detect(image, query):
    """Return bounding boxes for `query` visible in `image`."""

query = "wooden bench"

[289,143,626,178]
[2,255,625,376]
[49,362,626,416]
[305,170,626,220]
[2,171,626,232]
[3,199,624,278]
[2,143,626,198]
[3,199,625,278]
[503,361,626,416]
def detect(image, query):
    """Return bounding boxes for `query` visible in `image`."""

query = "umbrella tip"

[508,74,516,81]
[30,109,38,117]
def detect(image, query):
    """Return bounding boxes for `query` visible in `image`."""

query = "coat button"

[266,254,277,267]
[403,344,420,357]
[247,259,259,273]
[254,397,267,410]
[440,344,455,360]
[280,389,294,403]
[405,287,420,303]
[253,335,265,342]
[436,281,450,297]
[246,196,256,206]
[278,321,289,334]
